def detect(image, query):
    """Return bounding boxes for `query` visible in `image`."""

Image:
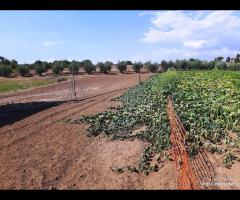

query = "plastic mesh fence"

[167,95,216,190]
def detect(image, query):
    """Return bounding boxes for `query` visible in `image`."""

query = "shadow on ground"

[0,101,64,128]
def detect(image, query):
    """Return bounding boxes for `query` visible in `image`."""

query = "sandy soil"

[0,72,178,190]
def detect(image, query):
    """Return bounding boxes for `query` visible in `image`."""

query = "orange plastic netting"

[167,96,200,190]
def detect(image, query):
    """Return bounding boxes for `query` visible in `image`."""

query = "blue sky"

[1,11,240,64]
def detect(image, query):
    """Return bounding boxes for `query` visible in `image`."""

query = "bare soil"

[0,72,178,190]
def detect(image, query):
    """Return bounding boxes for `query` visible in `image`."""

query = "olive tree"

[34,64,47,76]
[18,65,30,77]
[117,61,127,73]
[0,65,12,77]
[132,62,143,73]
[82,60,96,74]
[214,61,227,70]
[68,63,79,75]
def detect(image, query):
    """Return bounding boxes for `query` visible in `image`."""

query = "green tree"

[34,64,47,76]
[99,61,113,74]
[132,62,143,73]
[226,57,231,62]
[52,63,63,75]
[168,61,175,69]
[126,61,133,65]
[82,60,96,74]
[214,56,224,62]
[145,62,159,73]
[235,54,240,63]
[160,60,169,71]
[18,65,30,77]
[117,61,127,73]
[68,62,79,74]
[0,65,12,77]
[215,61,227,70]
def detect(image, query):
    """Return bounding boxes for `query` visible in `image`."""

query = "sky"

[1,11,240,64]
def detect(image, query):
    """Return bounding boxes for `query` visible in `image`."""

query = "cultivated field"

[1,70,240,189]
[0,72,179,189]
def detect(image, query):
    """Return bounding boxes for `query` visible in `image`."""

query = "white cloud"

[42,40,62,46]
[152,48,199,60]
[151,47,239,61]
[183,40,207,49]
[131,53,149,62]
[141,11,240,51]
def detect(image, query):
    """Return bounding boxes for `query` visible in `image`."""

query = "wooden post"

[138,71,141,84]
[72,72,76,101]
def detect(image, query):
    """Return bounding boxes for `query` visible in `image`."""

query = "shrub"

[132,62,143,73]
[57,77,68,82]
[18,65,29,77]
[167,67,177,72]
[215,61,227,70]
[117,61,127,73]
[34,64,47,76]
[68,63,79,75]
[235,63,240,71]
[227,63,236,71]
[0,65,12,77]
[227,62,240,71]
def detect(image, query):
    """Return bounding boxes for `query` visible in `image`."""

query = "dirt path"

[0,73,178,190]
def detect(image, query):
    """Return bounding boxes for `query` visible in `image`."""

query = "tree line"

[0,57,159,77]
[1,54,240,77]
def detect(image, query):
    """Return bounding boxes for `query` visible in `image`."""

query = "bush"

[167,67,177,72]
[82,60,96,74]
[0,65,12,77]
[215,61,227,70]
[18,65,29,77]
[117,61,127,73]
[34,64,47,76]
[68,63,79,75]
[57,77,68,82]
[132,62,143,73]
[227,62,236,71]
[235,63,240,71]
[227,62,240,71]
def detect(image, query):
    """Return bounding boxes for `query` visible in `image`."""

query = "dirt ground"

[1,72,238,190]
[0,72,178,190]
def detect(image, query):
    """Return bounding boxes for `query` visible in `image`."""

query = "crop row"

[67,69,240,173]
